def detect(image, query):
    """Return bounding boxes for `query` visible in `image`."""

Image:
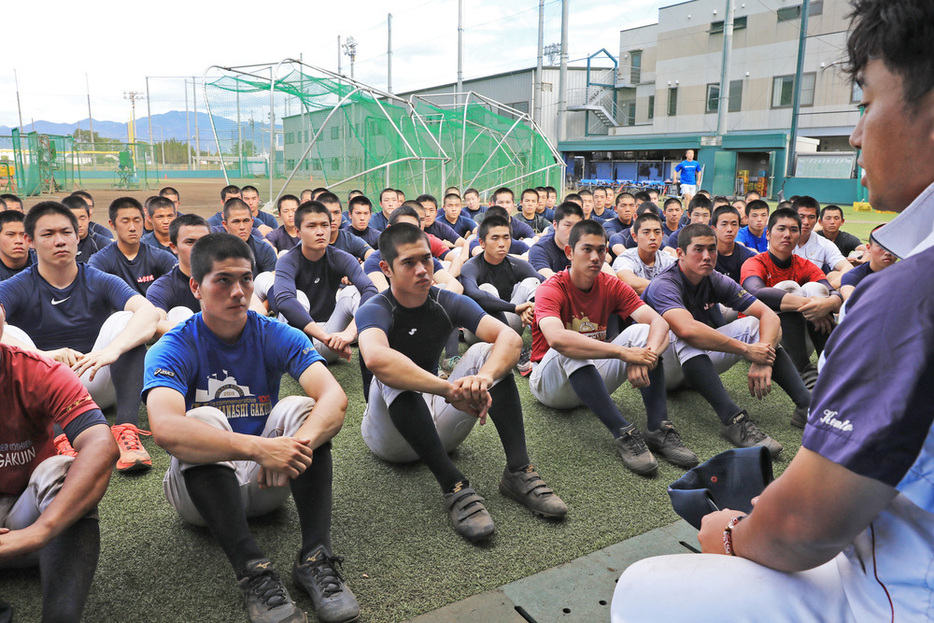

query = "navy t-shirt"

[528,234,570,274]
[644,263,756,328]
[715,243,757,284]
[247,236,278,274]
[0,252,34,282]
[0,264,136,352]
[369,211,390,232]
[76,233,110,264]
[207,211,277,230]
[331,229,372,262]
[463,205,487,220]
[459,254,542,314]
[348,225,380,249]
[609,230,637,252]
[88,221,113,240]
[440,214,478,238]
[89,242,177,295]
[840,261,874,289]
[265,226,300,254]
[509,219,535,241]
[802,246,934,489]
[141,232,175,256]
[146,265,199,313]
[603,217,632,236]
[142,311,325,436]
[424,221,461,245]
[272,246,377,328]
[355,287,485,375]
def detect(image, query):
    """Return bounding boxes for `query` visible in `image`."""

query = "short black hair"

[295,201,331,229]
[348,195,373,213]
[416,193,438,209]
[0,209,24,232]
[25,201,79,239]
[316,191,341,206]
[169,213,210,246]
[148,196,176,214]
[159,186,180,199]
[568,219,606,250]
[311,187,328,200]
[820,204,845,219]
[663,197,683,211]
[776,201,792,210]
[545,186,557,195]
[712,205,741,226]
[677,223,717,252]
[463,187,480,198]
[633,190,651,203]
[554,201,584,224]
[745,199,770,217]
[389,205,420,225]
[220,185,240,201]
[792,195,820,213]
[62,195,91,215]
[379,187,396,202]
[478,215,510,241]
[483,206,509,221]
[636,202,661,218]
[348,189,364,201]
[633,211,663,232]
[768,207,802,232]
[223,198,252,221]
[71,190,93,206]
[846,0,934,111]
[578,189,593,199]
[379,223,429,267]
[277,194,300,212]
[191,233,255,284]
[241,185,259,195]
[564,193,582,204]
[614,192,634,205]
[520,188,539,202]
[0,193,23,207]
[492,187,514,203]
[442,193,461,205]
[687,194,713,215]
[108,196,144,222]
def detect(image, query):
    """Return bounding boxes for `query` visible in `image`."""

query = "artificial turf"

[0,335,806,623]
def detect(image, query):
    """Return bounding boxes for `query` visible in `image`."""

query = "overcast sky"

[2,0,665,128]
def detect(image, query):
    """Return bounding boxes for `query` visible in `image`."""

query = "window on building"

[668,87,678,116]
[630,50,642,84]
[706,84,720,113]
[648,95,655,120]
[330,126,342,140]
[771,73,815,108]
[777,6,801,21]
[709,16,747,34]
[331,157,340,171]
[627,102,636,126]
[729,79,743,112]
[809,1,823,16]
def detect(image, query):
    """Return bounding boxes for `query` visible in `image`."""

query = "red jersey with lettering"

[741,252,827,287]
[531,269,644,362]
[0,345,98,495]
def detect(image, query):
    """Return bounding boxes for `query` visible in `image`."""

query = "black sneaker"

[799,362,819,390]
[614,424,658,477]
[719,411,783,457]
[499,465,568,518]
[238,559,306,623]
[443,481,495,542]
[791,405,809,429]
[517,346,533,376]
[292,546,360,623]
[644,421,699,468]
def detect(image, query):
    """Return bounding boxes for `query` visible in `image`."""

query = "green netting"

[72,141,161,190]
[12,129,75,196]
[203,61,563,202]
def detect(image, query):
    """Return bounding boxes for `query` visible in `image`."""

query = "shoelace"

[248,571,289,608]
[739,419,766,443]
[308,555,347,598]
[622,431,649,455]
[114,426,152,451]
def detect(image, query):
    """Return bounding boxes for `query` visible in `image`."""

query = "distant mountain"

[0,112,279,153]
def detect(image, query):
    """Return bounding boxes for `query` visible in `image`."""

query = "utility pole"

[192,77,200,170]
[716,0,735,138]
[557,0,569,143]
[14,69,24,134]
[787,0,811,178]
[534,0,545,125]
[145,77,154,146]
[85,73,95,155]
[338,35,342,76]
[184,79,192,171]
[124,90,144,166]
[457,0,464,99]
[544,43,560,66]
[387,13,393,93]
[343,37,358,80]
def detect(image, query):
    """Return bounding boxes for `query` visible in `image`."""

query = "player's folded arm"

[294,361,347,447]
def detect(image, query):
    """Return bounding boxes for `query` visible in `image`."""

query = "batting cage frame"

[202,59,564,205]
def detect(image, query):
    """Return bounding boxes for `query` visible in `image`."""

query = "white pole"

[557,0,569,142]
[716,0,736,137]
[457,0,464,101]
[534,0,545,125]
[387,13,393,93]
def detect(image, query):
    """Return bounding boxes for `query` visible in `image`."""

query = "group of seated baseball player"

[0,176,896,623]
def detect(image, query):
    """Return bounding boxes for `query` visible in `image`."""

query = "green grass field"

[0,205,894,622]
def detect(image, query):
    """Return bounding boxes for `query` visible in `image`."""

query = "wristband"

[723,515,746,556]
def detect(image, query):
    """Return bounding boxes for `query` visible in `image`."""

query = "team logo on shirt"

[0,440,36,468]
[817,409,854,433]
[194,372,270,420]
[154,368,176,378]
[51,297,70,305]
[568,315,605,341]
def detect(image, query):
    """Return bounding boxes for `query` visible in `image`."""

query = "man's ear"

[190,277,201,299]
[379,260,392,279]
[564,244,573,261]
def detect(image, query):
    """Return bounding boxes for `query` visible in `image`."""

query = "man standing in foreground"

[144,233,359,623]
[613,2,934,619]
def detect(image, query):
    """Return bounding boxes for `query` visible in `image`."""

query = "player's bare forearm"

[27,424,117,553]
[744,301,782,349]
[358,330,452,396]
[540,320,628,360]
[616,270,650,295]
[294,364,347,448]
[112,300,160,353]
[476,323,522,381]
[302,320,330,343]
[779,293,811,312]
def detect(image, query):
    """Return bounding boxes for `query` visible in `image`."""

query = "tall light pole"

[343,37,358,80]
[557,0,569,143]
[124,90,144,166]
[534,0,545,125]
